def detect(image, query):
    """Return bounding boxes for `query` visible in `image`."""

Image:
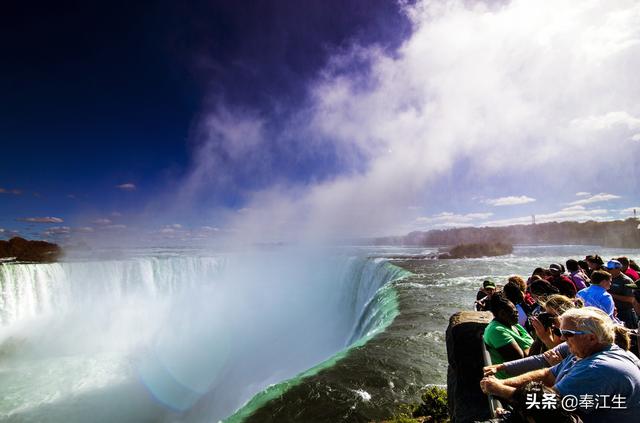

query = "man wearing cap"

[607,260,638,329]
[475,279,496,311]
[547,263,577,298]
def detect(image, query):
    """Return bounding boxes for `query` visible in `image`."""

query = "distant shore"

[374,218,640,249]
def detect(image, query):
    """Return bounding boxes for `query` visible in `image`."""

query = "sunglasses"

[552,327,590,338]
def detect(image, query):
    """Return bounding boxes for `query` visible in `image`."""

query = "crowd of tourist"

[475,255,640,423]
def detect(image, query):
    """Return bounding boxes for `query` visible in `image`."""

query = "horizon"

[2,0,639,246]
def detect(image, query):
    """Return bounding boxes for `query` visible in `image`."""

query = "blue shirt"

[551,345,640,423]
[577,285,615,320]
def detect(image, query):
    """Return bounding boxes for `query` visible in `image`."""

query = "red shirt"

[624,267,639,281]
[546,274,577,297]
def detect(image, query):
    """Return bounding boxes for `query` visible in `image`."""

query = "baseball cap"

[606,260,622,269]
[549,263,562,273]
[483,279,496,289]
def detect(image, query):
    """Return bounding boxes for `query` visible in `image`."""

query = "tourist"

[484,326,632,378]
[528,279,560,308]
[503,281,531,328]
[527,267,546,286]
[618,256,639,281]
[623,276,640,321]
[547,263,577,298]
[585,254,605,277]
[607,260,638,329]
[484,343,569,378]
[577,259,590,277]
[576,270,616,321]
[480,307,640,423]
[566,259,589,290]
[475,279,496,311]
[483,292,533,378]
[530,295,579,353]
[509,275,536,309]
[486,294,577,376]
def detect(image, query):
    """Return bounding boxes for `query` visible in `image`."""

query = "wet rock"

[439,242,512,259]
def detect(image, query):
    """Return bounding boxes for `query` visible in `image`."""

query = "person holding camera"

[526,295,581,356]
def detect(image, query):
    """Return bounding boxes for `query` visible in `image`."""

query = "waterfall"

[0,256,225,326]
[0,251,410,423]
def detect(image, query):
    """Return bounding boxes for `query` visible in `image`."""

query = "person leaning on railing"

[482,292,534,379]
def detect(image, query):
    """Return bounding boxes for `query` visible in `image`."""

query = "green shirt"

[483,319,533,378]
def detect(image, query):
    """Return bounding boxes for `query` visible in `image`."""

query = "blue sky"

[1,0,639,245]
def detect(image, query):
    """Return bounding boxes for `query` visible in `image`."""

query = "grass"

[383,386,449,423]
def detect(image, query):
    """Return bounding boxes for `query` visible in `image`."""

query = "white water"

[0,249,405,422]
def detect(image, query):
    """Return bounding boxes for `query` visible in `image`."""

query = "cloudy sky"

[1,0,639,245]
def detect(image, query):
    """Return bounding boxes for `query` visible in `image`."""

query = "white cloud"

[567,192,622,206]
[632,133,640,141]
[17,217,64,223]
[105,224,127,230]
[483,196,536,206]
[414,211,493,228]
[570,111,640,131]
[44,226,71,235]
[116,183,136,191]
[42,226,71,237]
[562,205,587,212]
[575,192,591,197]
[93,218,112,225]
[158,224,185,234]
[484,206,611,227]
[74,227,94,233]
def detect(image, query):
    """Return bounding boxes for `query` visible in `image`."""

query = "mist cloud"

[184,0,640,242]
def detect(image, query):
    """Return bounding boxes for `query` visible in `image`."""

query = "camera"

[535,312,556,328]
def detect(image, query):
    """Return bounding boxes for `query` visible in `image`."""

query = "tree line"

[374,218,640,248]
